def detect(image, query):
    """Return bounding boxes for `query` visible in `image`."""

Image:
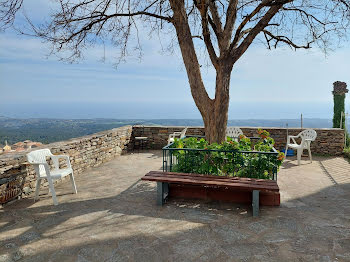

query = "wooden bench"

[141,171,280,217]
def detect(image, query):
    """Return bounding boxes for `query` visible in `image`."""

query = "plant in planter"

[257,128,270,140]
[169,130,284,180]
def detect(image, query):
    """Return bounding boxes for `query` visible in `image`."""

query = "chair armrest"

[28,162,51,178]
[52,155,70,159]
[288,135,299,138]
[51,155,72,169]
[287,135,299,145]
[172,132,182,136]
[29,162,49,166]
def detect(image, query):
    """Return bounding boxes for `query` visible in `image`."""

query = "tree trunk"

[170,0,232,144]
[203,65,231,143]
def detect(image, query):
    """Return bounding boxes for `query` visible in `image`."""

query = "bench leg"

[252,190,260,217]
[157,182,169,206]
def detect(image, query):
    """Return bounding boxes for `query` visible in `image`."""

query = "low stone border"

[0,124,345,203]
[131,126,345,155]
[0,126,132,199]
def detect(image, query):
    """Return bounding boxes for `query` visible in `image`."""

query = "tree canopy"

[1,0,349,142]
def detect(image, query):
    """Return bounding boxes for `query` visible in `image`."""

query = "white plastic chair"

[168,127,188,144]
[226,127,243,142]
[285,129,317,165]
[27,149,77,205]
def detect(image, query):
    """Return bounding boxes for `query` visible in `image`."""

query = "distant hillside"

[147,118,335,128]
[0,117,347,145]
[0,118,138,144]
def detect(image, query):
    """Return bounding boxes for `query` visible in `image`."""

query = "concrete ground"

[0,151,350,262]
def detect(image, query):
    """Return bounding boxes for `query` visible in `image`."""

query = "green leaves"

[170,131,284,180]
[344,147,350,160]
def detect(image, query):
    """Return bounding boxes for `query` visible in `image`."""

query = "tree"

[1,0,350,143]
[332,81,348,129]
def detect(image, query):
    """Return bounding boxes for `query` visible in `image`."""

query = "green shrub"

[170,131,284,180]
[346,133,350,148]
[333,94,346,129]
[344,147,350,160]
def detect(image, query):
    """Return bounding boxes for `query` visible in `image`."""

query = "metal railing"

[162,136,279,180]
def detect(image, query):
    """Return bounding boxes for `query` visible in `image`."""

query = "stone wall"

[130,126,205,150]
[0,124,345,204]
[131,125,345,155]
[0,126,132,200]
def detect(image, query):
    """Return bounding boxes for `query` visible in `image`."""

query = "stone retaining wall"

[0,126,132,200]
[0,124,345,204]
[131,125,345,155]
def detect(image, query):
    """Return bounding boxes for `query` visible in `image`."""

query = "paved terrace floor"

[1,151,350,262]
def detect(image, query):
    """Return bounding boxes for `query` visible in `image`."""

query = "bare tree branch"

[222,0,238,50]
[263,29,311,48]
[195,1,219,68]
[0,0,23,30]
[231,3,283,63]
[208,1,223,33]
[1,0,350,142]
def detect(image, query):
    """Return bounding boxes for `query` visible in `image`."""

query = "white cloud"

[230,46,350,103]
[1,13,350,119]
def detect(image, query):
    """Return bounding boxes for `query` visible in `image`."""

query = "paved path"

[1,151,349,261]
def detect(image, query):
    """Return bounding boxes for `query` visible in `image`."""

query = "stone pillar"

[332,81,348,129]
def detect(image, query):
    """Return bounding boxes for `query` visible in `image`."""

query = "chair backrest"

[299,129,317,141]
[27,149,52,175]
[180,127,188,138]
[226,127,243,138]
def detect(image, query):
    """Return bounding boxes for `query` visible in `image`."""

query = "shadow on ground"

[1,151,349,261]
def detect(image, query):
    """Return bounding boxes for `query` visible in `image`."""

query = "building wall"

[0,126,132,198]
[131,126,345,155]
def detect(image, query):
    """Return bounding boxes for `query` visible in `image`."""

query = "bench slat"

[147,171,277,186]
[144,171,279,189]
[142,172,279,192]
[143,175,278,191]
[145,174,278,190]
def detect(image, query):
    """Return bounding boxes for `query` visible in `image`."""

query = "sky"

[0,1,350,120]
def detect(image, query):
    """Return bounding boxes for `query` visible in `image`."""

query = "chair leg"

[70,172,77,194]
[47,176,58,205]
[284,145,288,159]
[297,149,302,166]
[34,178,41,201]
[308,146,312,163]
